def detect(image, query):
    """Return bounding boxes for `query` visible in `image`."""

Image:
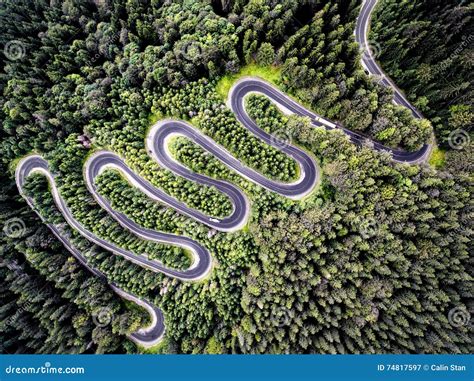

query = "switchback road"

[15,0,431,347]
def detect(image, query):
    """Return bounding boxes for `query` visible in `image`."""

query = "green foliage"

[0,0,471,355]
[256,43,276,66]
[275,2,432,151]
[216,63,282,99]
[0,173,146,354]
[238,126,472,354]
[429,148,446,169]
[371,0,473,147]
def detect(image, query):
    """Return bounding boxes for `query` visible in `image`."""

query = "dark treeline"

[0,173,147,353]
[1,0,471,354]
[371,0,473,148]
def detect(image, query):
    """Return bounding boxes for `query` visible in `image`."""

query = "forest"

[0,0,472,354]
[371,0,473,152]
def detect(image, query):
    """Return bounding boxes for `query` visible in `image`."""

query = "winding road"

[356,0,424,120]
[15,156,165,348]
[231,77,430,163]
[15,0,430,348]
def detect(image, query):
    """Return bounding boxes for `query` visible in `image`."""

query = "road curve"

[16,156,212,282]
[15,156,164,348]
[15,0,433,346]
[355,0,431,162]
[15,86,323,345]
[356,0,423,119]
[148,120,318,201]
[231,78,430,163]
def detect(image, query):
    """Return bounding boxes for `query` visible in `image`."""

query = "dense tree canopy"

[1,0,471,354]
[371,0,473,148]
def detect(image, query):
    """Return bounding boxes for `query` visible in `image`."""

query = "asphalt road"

[230,77,429,163]
[15,0,432,346]
[15,86,323,346]
[356,0,424,119]
[355,0,431,163]
[15,156,164,348]
[17,155,212,282]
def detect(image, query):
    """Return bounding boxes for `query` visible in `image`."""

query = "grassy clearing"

[429,146,446,169]
[148,110,163,125]
[216,63,282,100]
[138,337,169,354]
[123,299,151,325]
